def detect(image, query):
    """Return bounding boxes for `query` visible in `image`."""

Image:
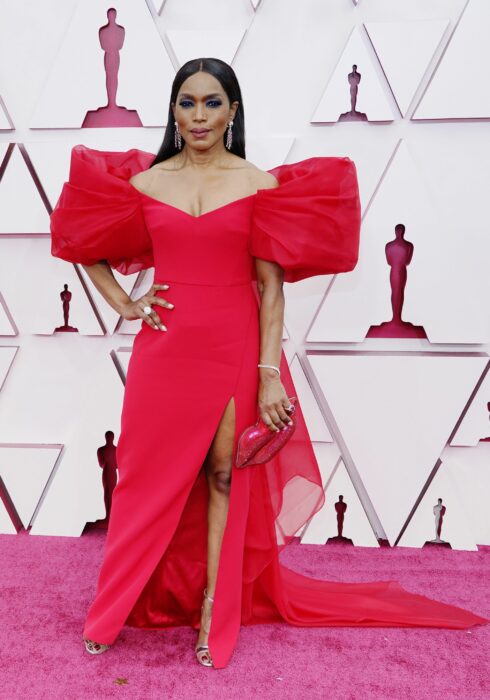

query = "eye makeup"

[179,99,222,108]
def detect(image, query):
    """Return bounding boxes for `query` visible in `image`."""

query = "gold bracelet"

[257,363,280,376]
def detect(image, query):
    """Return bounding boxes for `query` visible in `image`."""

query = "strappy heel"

[83,637,110,654]
[195,587,214,667]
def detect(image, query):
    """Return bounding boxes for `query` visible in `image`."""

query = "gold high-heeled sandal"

[83,637,110,654]
[195,587,214,667]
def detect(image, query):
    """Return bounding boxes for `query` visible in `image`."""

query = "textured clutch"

[235,397,297,468]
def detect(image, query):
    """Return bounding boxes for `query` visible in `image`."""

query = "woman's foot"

[195,588,214,667]
[83,637,110,655]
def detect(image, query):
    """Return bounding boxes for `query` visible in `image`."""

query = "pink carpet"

[1,531,488,699]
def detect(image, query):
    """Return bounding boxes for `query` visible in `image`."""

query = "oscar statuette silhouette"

[83,431,118,532]
[338,64,368,122]
[82,8,142,128]
[54,283,78,333]
[368,224,426,338]
[326,495,354,545]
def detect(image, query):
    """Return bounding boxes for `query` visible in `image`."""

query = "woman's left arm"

[255,259,294,432]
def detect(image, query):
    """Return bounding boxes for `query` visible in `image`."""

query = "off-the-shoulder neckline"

[129,184,260,220]
[122,146,279,218]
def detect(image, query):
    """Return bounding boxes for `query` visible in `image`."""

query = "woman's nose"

[195,103,206,120]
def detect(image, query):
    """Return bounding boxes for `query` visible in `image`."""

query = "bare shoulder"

[243,160,279,191]
[128,169,147,188]
[254,169,280,191]
[129,159,174,189]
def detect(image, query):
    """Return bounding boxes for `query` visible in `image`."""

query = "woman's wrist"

[114,295,132,315]
[258,365,280,382]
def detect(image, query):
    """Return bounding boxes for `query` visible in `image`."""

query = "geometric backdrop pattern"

[0,0,488,550]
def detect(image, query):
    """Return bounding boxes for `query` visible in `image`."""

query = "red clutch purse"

[235,397,297,468]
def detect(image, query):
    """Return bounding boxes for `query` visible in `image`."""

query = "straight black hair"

[150,57,246,166]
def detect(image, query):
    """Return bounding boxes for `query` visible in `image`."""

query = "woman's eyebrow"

[178,93,223,99]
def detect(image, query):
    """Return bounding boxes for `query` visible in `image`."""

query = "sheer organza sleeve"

[249,156,361,282]
[50,144,155,275]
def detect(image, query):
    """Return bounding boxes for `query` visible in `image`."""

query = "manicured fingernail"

[160,325,167,331]
[168,303,174,308]
[163,284,169,289]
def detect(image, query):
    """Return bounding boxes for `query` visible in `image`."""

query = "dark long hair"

[150,58,246,167]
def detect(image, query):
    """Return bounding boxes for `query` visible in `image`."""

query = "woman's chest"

[141,196,256,285]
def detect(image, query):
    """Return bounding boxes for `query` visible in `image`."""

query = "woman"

[50,57,488,669]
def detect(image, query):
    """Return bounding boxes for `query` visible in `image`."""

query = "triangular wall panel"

[414,0,490,119]
[301,456,379,547]
[397,451,479,551]
[308,141,490,344]
[0,146,49,234]
[307,353,488,545]
[30,0,174,127]
[365,18,449,116]
[311,27,396,123]
[0,446,61,531]
[451,366,490,445]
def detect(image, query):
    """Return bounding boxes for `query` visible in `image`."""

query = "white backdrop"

[0,0,488,549]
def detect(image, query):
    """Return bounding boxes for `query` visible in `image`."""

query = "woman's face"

[172,71,238,151]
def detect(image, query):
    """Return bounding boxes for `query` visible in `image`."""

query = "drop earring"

[225,120,233,150]
[174,120,182,150]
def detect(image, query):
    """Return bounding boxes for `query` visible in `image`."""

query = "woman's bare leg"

[197,397,235,654]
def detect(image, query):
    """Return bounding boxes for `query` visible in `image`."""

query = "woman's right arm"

[81,260,171,331]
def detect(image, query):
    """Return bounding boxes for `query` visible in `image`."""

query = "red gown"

[50,145,489,669]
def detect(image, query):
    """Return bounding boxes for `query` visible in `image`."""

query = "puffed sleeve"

[50,144,155,275]
[249,156,361,282]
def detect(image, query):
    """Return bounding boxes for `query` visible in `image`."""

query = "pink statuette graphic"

[54,283,78,333]
[367,223,426,338]
[325,495,353,545]
[338,64,368,122]
[84,430,119,532]
[82,8,142,128]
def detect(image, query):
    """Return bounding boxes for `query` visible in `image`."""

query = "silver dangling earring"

[174,120,182,150]
[225,119,233,150]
